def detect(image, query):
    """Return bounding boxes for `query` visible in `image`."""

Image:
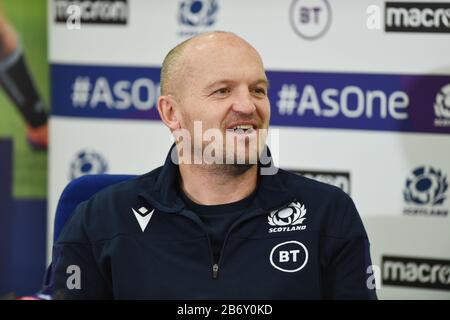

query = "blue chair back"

[53,174,136,242]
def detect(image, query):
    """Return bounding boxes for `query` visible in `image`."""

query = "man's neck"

[178,163,258,205]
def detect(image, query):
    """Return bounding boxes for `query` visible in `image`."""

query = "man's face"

[175,35,271,166]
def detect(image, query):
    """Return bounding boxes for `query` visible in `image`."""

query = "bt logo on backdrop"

[290,0,332,40]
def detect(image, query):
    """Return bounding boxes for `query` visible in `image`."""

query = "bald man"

[42,32,377,300]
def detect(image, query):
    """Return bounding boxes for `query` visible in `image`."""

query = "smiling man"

[42,31,377,300]
[159,31,270,207]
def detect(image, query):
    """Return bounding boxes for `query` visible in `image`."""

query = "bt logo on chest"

[270,241,309,273]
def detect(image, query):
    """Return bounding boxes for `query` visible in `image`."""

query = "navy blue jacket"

[44,146,377,299]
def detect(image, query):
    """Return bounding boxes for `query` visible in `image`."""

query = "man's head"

[157,31,270,174]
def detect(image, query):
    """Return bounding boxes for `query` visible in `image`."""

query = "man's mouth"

[225,122,258,134]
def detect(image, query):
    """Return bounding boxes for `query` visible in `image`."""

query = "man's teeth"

[232,125,253,130]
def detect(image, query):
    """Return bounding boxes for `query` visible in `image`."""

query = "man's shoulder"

[78,166,165,220]
[276,168,349,202]
[276,169,366,239]
[66,166,164,237]
[90,166,162,203]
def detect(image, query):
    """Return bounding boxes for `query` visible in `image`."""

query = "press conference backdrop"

[48,0,450,299]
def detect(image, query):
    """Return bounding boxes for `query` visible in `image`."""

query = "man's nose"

[231,90,256,114]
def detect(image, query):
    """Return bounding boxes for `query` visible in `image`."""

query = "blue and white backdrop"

[48,0,450,299]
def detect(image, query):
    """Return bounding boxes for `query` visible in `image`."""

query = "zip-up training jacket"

[43,146,377,300]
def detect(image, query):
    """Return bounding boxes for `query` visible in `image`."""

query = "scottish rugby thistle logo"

[268,201,307,233]
[404,166,448,205]
[434,84,450,127]
[403,166,449,217]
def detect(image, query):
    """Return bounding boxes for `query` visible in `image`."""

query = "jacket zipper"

[204,229,220,280]
[212,211,261,281]
[171,209,220,280]
[213,197,297,280]
[146,198,296,281]
[212,264,219,279]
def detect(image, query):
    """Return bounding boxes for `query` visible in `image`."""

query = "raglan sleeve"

[40,201,112,299]
[322,194,378,300]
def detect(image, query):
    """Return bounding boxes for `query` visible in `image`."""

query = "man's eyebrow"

[254,78,270,88]
[204,80,234,92]
[203,78,270,92]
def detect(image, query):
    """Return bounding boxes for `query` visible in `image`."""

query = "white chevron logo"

[132,206,154,232]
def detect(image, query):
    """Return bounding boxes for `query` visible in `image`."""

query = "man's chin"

[224,148,260,165]
[217,163,256,177]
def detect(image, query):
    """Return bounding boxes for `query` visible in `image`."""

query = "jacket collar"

[139,144,296,213]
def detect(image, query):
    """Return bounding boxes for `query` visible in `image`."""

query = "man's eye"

[214,88,230,95]
[253,88,267,95]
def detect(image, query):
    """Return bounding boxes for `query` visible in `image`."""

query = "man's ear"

[157,95,180,131]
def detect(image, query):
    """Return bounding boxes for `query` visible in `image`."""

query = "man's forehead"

[170,32,266,95]
[188,32,253,50]
[204,77,270,92]
[188,60,267,91]
[183,33,262,65]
